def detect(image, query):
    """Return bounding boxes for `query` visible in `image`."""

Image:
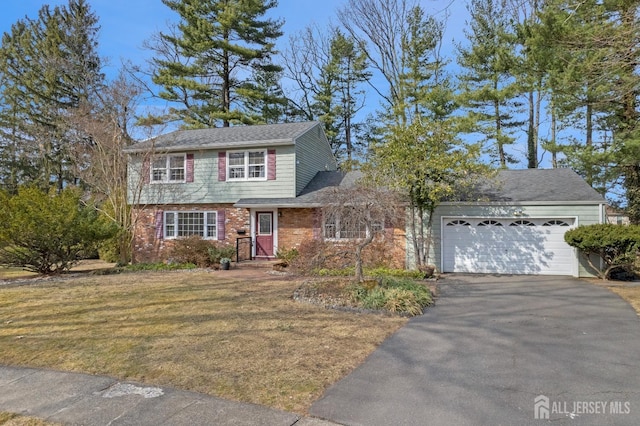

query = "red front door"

[255,212,274,257]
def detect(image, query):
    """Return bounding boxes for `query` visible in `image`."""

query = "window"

[227,150,266,180]
[151,154,185,183]
[478,220,503,227]
[323,211,383,240]
[510,220,535,227]
[446,220,471,226]
[542,220,570,227]
[164,211,217,239]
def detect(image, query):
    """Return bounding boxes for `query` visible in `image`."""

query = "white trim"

[226,149,268,182]
[163,210,218,240]
[250,208,278,258]
[151,153,187,184]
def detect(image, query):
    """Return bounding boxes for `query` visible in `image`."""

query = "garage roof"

[461,168,604,203]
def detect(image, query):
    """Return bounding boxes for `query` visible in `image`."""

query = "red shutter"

[218,151,226,181]
[384,217,393,240]
[312,209,322,240]
[186,153,194,182]
[143,157,150,184]
[155,210,163,240]
[267,149,276,180]
[217,209,226,240]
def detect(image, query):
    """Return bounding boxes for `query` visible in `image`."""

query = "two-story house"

[124,121,407,263]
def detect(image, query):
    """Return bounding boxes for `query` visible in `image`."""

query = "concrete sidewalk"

[0,365,336,426]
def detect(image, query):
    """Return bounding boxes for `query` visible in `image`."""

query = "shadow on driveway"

[311,275,640,426]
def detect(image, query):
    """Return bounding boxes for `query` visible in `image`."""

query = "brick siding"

[131,204,250,263]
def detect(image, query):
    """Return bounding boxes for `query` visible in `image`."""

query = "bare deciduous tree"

[70,71,154,263]
[320,181,403,281]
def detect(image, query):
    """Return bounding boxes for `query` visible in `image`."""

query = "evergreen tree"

[148,0,284,128]
[457,0,523,168]
[0,0,103,191]
[315,30,370,164]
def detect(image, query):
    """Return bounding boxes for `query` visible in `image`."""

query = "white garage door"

[442,217,576,275]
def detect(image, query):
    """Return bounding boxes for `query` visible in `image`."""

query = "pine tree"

[148,0,284,128]
[0,0,103,191]
[457,0,523,168]
[315,30,370,164]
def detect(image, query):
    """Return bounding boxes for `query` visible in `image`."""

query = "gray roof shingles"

[123,121,321,153]
[462,168,605,203]
[235,168,604,207]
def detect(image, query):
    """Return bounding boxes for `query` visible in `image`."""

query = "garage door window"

[478,220,502,226]
[510,220,535,226]
[446,220,471,226]
[543,220,570,226]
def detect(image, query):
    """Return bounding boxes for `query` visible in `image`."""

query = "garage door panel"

[443,217,575,275]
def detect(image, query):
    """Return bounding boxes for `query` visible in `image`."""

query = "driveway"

[310,275,640,425]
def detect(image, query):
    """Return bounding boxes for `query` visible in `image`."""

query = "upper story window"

[228,150,266,181]
[152,154,186,183]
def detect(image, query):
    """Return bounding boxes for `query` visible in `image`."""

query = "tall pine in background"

[0,0,103,191]
[147,0,284,128]
[457,0,522,168]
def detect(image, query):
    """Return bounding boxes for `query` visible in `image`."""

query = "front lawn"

[609,285,640,315]
[0,270,406,414]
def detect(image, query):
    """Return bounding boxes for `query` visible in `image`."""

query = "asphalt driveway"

[310,275,640,425]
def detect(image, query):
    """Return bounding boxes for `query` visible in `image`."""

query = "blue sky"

[0,1,467,77]
[0,0,353,76]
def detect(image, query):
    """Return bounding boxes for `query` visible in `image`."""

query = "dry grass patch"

[0,412,60,426]
[0,270,406,413]
[609,286,640,315]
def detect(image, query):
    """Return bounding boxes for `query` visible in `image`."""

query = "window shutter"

[267,149,276,180]
[186,153,194,182]
[218,151,226,181]
[143,156,150,184]
[312,209,322,239]
[155,210,164,240]
[217,209,226,240]
[384,217,394,240]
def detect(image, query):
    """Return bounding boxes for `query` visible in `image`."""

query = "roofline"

[439,200,605,206]
[234,201,323,208]
[123,138,296,154]
[291,121,322,141]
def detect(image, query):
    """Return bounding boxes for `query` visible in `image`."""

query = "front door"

[255,212,274,257]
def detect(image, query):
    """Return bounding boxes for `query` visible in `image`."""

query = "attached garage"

[442,217,577,275]
[411,168,607,277]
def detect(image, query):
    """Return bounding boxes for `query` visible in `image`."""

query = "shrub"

[0,186,116,274]
[564,224,640,280]
[170,236,214,267]
[276,247,299,265]
[170,236,236,267]
[207,244,236,264]
[347,277,433,316]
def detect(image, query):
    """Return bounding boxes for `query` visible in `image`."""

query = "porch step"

[234,259,280,269]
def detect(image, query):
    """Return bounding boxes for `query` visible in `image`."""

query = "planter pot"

[221,262,230,270]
